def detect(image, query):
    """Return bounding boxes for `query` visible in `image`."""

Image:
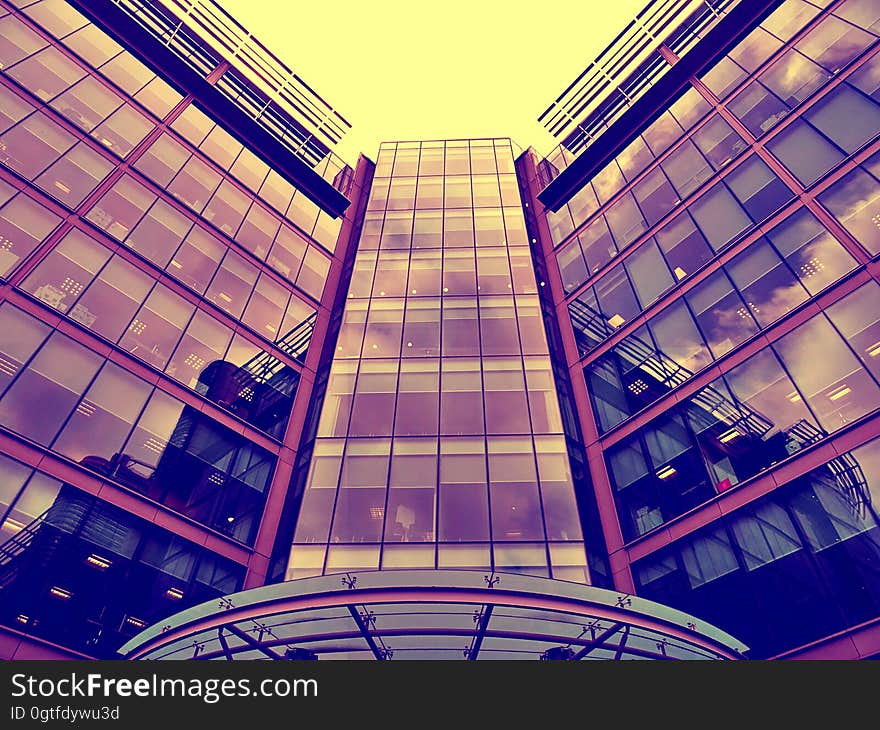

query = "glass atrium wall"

[287,139,591,583]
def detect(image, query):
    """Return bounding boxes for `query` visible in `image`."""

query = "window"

[0,16,47,69]
[0,193,61,277]
[21,228,110,313]
[331,439,390,542]
[655,212,713,281]
[386,438,436,542]
[0,331,102,444]
[6,46,85,101]
[0,305,50,396]
[169,225,225,294]
[729,80,790,136]
[204,180,249,238]
[480,296,520,355]
[724,348,817,444]
[296,247,329,301]
[206,250,258,318]
[594,266,640,329]
[624,239,674,307]
[632,168,679,225]
[86,175,155,241]
[688,183,751,251]
[0,85,34,133]
[825,282,880,380]
[727,240,808,327]
[774,312,880,430]
[578,217,617,275]
[660,141,713,199]
[91,103,152,157]
[241,274,289,340]
[817,163,880,254]
[34,142,113,207]
[802,84,880,154]
[50,76,122,133]
[134,134,189,187]
[52,361,150,466]
[691,116,747,169]
[75,256,152,341]
[267,224,306,282]
[118,284,194,370]
[765,208,856,294]
[440,358,483,435]
[126,199,191,267]
[394,361,439,437]
[488,436,544,541]
[686,271,759,357]
[439,437,489,541]
[766,120,845,186]
[483,358,530,434]
[0,112,75,180]
[701,56,748,100]
[796,14,875,73]
[168,156,221,214]
[725,156,793,222]
[649,300,712,375]
[759,49,830,108]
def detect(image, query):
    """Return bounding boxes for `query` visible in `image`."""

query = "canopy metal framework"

[121,570,747,660]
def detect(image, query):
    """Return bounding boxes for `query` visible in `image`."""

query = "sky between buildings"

[219,0,650,163]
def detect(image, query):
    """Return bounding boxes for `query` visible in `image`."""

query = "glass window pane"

[631,168,679,226]
[34,142,113,207]
[817,166,880,254]
[725,156,793,222]
[1,112,75,180]
[660,141,713,198]
[169,225,225,294]
[134,134,189,187]
[824,282,880,381]
[766,208,856,294]
[765,119,845,186]
[729,80,791,136]
[206,251,258,317]
[578,217,617,275]
[649,300,712,374]
[0,332,102,444]
[689,183,751,251]
[655,212,713,281]
[0,305,51,396]
[86,175,155,241]
[624,239,673,307]
[0,193,61,277]
[796,14,875,73]
[439,437,489,541]
[759,49,831,107]
[6,46,84,102]
[21,228,110,313]
[92,104,153,158]
[118,284,194,369]
[686,271,759,357]
[52,362,150,466]
[74,256,152,340]
[803,83,880,154]
[727,240,808,327]
[774,313,880,431]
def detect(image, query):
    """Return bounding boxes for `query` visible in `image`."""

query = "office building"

[0,0,878,660]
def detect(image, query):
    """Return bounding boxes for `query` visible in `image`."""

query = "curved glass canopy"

[120,570,747,660]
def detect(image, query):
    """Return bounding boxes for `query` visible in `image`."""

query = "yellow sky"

[219,0,650,163]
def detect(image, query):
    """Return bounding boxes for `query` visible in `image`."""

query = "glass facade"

[535,0,880,657]
[0,0,356,658]
[1,0,879,662]
[286,140,591,583]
